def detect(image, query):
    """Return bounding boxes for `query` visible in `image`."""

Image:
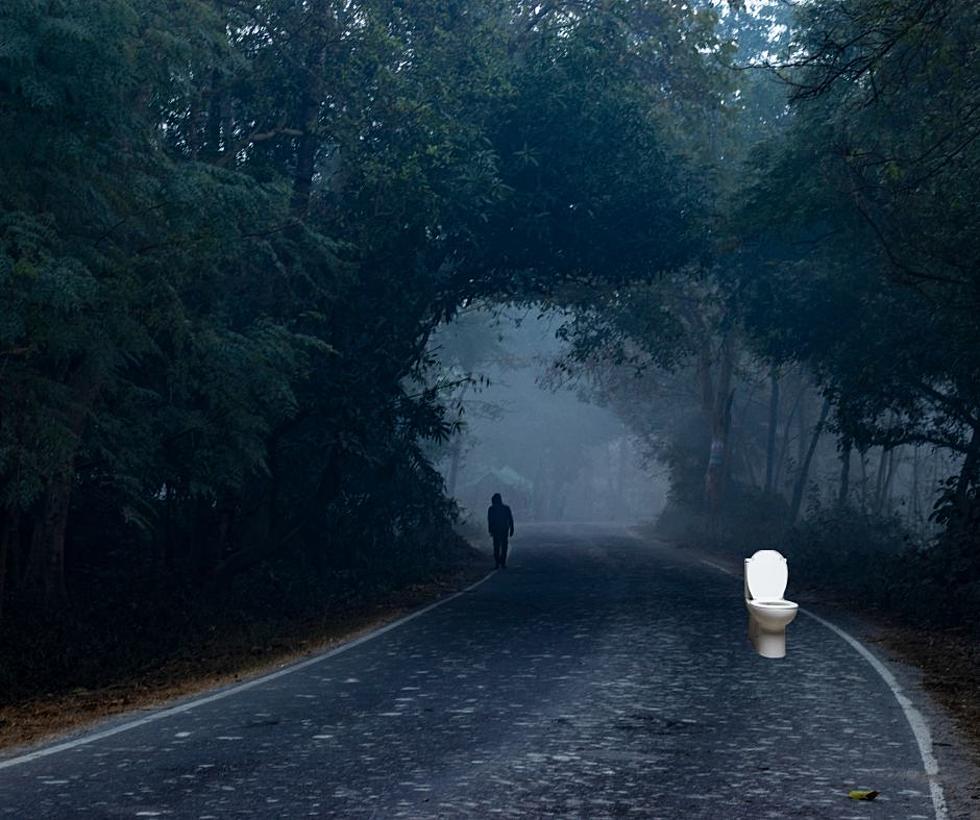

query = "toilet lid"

[746,550,788,600]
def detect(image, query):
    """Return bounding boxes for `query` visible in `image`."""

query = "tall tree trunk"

[695,334,716,419]
[208,492,237,574]
[909,446,921,527]
[873,446,889,513]
[22,366,100,611]
[616,437,629,521]
[262,412,311,545]
[8,508,24,589]
[837,436,852,508]
[290,3,331,219]
[797,389,809,467]
[765,367,779,494]
[704,333,735,525]
[790,398,831,523]
[0,509,16,623]
[24,464,74,611]
[446,383,469,499]
[266,450,281,546]
[876,447,898,514]
[940,426,980,559]
[446,430,465,498]
[736,428,759,488]
[952,426,980,523]
[775,374,806,493]
[161,484,174,573]
[858,450,869,511]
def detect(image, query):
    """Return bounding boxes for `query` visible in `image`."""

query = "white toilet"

[744,549,798,659]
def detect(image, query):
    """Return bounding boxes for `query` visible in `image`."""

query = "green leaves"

[0,0,721,615]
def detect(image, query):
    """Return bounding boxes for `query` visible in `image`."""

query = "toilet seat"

[745,550,789,600]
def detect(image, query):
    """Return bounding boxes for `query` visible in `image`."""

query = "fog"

[429,309,668,527]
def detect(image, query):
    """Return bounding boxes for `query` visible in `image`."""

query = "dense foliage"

[2,0,977,675]
[0,0,715,643]
[556,0,980,616]
[735,0,980,577]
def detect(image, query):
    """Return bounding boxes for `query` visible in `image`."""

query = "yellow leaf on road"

[848,789,879,801]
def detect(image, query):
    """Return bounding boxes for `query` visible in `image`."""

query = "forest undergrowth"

[0,532,486,752]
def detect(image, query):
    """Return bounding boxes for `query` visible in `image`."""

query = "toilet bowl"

[745,550,798,658]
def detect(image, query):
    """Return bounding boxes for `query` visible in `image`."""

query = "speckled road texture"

[0,524,944,819]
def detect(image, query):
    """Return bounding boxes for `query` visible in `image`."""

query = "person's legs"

[500,536,509,568]
[493,535,503,568]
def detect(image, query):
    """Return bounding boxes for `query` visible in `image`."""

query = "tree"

[1,0,720,622]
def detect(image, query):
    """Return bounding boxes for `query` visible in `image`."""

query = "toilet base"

[751,629,786,659]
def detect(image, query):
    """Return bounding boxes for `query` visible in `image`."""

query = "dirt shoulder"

[0,543,491,756]
[632,527,980,815]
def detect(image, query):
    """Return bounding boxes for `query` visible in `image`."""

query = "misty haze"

[429,310,667,527]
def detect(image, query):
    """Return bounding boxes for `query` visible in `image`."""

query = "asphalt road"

[0,524,943,819]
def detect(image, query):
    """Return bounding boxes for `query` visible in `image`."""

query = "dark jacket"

[488,502,514,538]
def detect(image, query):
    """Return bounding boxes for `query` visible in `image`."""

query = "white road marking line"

[0,571,497,770]
[699,559,733,576]
[800,608,948,820]
[698,557,948,820]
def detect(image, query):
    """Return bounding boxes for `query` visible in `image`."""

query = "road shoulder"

[0,543,492,758]
[629,527,980,820]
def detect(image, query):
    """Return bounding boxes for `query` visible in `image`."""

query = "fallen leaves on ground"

[847,789,879,801]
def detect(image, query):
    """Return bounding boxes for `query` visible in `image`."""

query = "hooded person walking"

[487,493,515,569]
